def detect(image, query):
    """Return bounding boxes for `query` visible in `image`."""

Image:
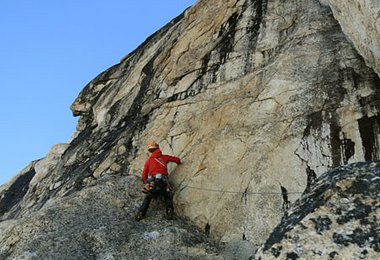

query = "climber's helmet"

[147,142,159,153]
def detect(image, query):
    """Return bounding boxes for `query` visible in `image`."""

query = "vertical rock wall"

[1,0,380,250]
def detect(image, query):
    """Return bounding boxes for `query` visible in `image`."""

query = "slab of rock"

[0,175,223,260]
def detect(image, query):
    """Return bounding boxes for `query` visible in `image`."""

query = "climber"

[135,141,181,221]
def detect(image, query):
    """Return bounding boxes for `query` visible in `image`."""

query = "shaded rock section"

[0,164,35,217]
[255,161,380,259]
[326,0,380,76]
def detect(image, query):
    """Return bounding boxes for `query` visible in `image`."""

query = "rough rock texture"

[326,0,380,76]
[1,0,380,257]
[254,161,380,259]
[0,175,223,259]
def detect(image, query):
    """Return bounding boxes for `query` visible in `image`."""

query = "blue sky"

[0,0,195,185]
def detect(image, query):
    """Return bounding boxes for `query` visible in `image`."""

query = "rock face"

[255,161,380,259]
[326,0,380,76]
[1,0,380,258]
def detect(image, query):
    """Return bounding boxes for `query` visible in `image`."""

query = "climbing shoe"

[134,211,145,221]
[165,208,174,220]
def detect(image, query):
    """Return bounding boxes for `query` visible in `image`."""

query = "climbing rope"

[181,185,304,195]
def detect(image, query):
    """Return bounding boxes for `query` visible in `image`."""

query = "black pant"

[138,180,173,216]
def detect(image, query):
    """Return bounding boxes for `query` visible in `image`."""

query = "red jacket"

[141,149,181,183]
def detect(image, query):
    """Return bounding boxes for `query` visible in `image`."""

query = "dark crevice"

[358,115,380,161]
[280,185,291,216]
[0,168,36,216]
[304,166,317,193]
[205,223,211,236]
[330,118,342,168]
[341,134,355,164]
